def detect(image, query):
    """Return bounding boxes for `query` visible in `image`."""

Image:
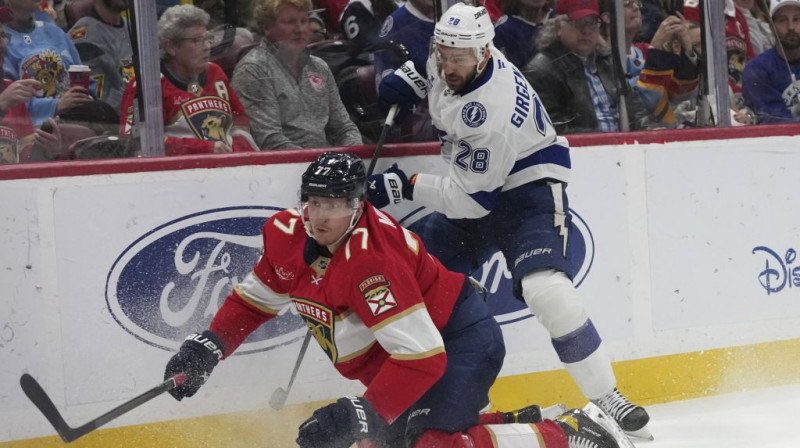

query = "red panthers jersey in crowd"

[209,202,467,423]
[119,62,257,155]
[0,80,35,164]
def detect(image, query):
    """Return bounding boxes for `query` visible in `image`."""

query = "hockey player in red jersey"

[163,151,623,448]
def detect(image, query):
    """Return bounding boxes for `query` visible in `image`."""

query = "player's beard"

[445,66,477,92]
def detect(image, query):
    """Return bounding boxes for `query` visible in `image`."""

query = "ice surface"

[635,383,800,447]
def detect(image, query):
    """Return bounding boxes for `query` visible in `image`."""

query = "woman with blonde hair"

[230,0,362,150]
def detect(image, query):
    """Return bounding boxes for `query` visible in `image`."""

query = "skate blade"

[542,403,568,420]
[581,402,637,448]
[625,426,654,441]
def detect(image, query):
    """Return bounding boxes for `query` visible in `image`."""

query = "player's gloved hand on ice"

[163,330,224,401]
[296,396,386,448]
[378,60,428,124]
[367,163,413,208]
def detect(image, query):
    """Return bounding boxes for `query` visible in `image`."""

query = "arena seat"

[64,0,93,30]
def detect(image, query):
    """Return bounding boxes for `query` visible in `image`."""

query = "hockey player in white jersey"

[369,2,652,439]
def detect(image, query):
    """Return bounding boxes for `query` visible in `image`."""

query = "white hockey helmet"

[433,3,495,51]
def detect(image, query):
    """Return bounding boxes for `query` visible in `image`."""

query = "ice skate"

[555,408,621,448]
[592,387,652,440]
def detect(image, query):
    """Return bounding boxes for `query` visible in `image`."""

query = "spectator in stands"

[0,7,61,163]
[119,4,257,155]
[308,8,328,43]
[599,0,648,87]
[374,0,432,80]
[735,0,774,55]
[68,0,133,111]
[684,0,754,113]
[230,0,362,150]
[523,0,655,134]
[3,0,93,127]
[493,0,554,70]
[339,0,399,51]
[743,0,800,124]
[635,13,700,125]
[636,0,671,43]
[373,0,436,142]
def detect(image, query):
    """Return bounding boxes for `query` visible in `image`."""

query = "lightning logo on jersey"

[461,101,487,127]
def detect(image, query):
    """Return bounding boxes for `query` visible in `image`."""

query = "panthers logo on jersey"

[20,50,69,98]
[294,298,337,362]
[0,126,18,164]
[181,96,233,143]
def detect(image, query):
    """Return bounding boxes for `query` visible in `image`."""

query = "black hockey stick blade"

[20,372,186,443]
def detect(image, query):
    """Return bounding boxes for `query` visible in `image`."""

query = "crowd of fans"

[0,0,798,164]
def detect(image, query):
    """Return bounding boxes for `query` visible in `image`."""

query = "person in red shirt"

[119,4,257,155]
[0,2,60,163]
[162,151,625,448]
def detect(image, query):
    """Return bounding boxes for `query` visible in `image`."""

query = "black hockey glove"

[163,330,224,401]
[367,163,413,208]
[296,396,387,448]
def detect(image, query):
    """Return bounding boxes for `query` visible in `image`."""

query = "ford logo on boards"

[106,206,305,354]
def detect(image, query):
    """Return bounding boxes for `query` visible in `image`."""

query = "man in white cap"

[743,0,800,122]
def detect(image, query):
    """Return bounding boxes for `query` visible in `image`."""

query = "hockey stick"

[366,104,400,177]
[269,329,313,410]
[20,372,186,443]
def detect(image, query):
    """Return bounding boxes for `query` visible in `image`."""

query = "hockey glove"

[164,330,224,401]
[367,163,413,208]
[296,396,387,448]
[378,60,428,123]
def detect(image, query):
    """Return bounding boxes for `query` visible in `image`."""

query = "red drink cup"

[68,65,91,90]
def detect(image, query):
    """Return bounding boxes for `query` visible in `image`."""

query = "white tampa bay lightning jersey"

[412,47,572,220]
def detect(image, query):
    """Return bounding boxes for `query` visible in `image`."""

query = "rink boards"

[2,126,800,446]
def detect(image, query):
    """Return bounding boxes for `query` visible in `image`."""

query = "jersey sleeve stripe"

[233,271,288,314]
[468,186,502,211]
[336,341,378,363]
[369,302,426,332]
[509,142,571,175]
[390,346,445,361]
[373,305,445,356]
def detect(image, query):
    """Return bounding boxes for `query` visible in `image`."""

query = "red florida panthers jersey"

[119,62,257,155]
[209,202,467,422]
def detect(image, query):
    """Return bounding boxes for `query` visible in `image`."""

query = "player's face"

[774,6,800,51]
[558,15,600,57]
[305,196,360,248]
[436,46,479,92]
[266,4,311,52]
[169,24,212,77]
